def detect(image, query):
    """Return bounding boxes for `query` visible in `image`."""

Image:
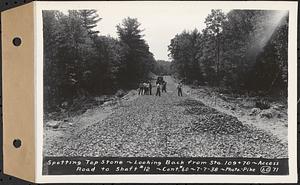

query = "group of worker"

[138,80,183,97]
[138,81,152,95]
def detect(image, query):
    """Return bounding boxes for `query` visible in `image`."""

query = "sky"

[93,2,226,61]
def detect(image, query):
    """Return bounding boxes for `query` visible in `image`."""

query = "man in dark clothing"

[177,82,183,96]
[156,83,161,96]
[162,81,167,93]
[149,81,152,95]
[138,83,144,95]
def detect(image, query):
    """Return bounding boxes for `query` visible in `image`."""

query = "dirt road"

[44,76,287,158]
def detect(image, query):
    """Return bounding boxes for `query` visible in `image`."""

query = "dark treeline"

[43,10,156,111]
[152,60,172,76]
[168,10,288,95]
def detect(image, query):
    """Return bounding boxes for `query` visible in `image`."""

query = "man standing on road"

[162,81,167,93]
[156,83,161,96]
[149,81,152,95]
[177,82,183,96]
[138,83,144,95]
[143,82,148,95]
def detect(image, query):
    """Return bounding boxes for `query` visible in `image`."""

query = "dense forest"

[152,60,172,76]
[43,10,156,111]
[43,9,289,112]
[168,10,288,95]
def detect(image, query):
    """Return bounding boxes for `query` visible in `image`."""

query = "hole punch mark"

[12,37,22,46]
[13,139,22,148]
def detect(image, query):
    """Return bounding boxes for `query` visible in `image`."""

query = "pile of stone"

[193,113,245,134]
[179,99,245,135]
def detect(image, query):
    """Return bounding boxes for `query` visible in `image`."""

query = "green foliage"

[79,10,101,35]
[168,29,203,84]
[168,9,288,95]
[153,60,172,75]
[43,11,155,112]
[116,17,156,87]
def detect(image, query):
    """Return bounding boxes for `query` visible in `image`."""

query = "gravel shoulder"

[44,76,288,158]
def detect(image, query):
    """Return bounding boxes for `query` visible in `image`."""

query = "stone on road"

[44,76,287,158]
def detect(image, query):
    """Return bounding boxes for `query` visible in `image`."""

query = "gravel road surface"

[44,76,287,158]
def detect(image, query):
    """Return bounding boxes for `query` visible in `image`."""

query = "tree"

[153,60,172,76]
[43,11,157,113]
[203,9,227,85]
[92,36,127,93]
[43,10,100,110]
[116,17,155,87]
[79,10,101,36]
[168,29,203,84]
[43,10,62,111]
[169,9,289,96]
[221,10,258,89]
